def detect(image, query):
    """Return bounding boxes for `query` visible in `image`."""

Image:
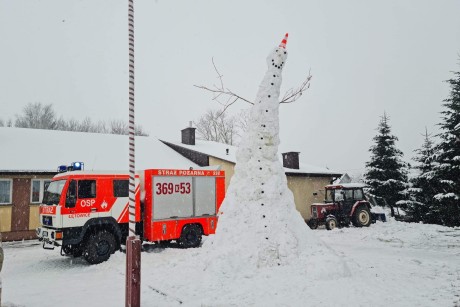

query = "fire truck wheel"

[178,224,202,248]
[158,240,172,247]
[62,244,83,257]
[83,230,116,264]
[325,216,338,230]
[352,206,372,227]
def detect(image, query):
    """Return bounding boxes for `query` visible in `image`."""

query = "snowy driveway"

[1,220,459,307]
[316,222,460,307]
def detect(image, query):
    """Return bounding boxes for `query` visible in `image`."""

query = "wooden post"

[126,236,141,307]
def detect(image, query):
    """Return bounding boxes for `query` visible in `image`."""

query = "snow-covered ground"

[1,218,459,307]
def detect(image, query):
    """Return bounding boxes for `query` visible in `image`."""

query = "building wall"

[286,176,331,220]
[209,157,235,188]
[29,205,41,230]
[0,174,54,241]
[0,206,12,232]
[208,157,332,220]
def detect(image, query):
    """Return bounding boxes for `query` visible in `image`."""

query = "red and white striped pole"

[125,0,141,306]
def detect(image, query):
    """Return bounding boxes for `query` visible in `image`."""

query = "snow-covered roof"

[162,138,342,176]
[0,127,197,172]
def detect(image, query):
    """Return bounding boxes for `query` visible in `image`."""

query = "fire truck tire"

[83,230,116,264]
[178,224,202,248]
[158,240,172,247]
[352,206,372,227]
[325,216,338,230]
[62,244,83,257]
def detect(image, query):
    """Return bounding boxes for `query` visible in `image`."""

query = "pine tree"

[365,113,408,216]
[406,129,439,223]
[431,70,460,227]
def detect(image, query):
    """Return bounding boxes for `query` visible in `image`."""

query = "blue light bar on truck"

[57,162,84,172]
[71,162,84,171]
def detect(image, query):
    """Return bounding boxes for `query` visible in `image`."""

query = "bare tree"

[15,103,57,129]
[11,103,149,136]
[194,59,312,115]
[78,117,94,133]
[65,118,80,132]
[94,120,108,134]
[110,119,127,135]
[55,116,66,131]
[0,118,4,127]
[6,119,12,127]
[235,109,250,137]
[135,125,149,136]
[194,109,238,145]
[109,119,148,136]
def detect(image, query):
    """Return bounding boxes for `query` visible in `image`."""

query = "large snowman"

[204,34,346,276]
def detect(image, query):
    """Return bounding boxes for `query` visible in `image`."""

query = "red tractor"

[307,183,373,230]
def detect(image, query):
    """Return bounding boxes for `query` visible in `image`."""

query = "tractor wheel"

[352,206,372,227]
[178,224,202,248]
[307,219,318,230]
[83,230,116,264]
[325,216,338,230]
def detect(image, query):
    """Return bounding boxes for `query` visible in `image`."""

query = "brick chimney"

[181,122,196,145]
[282,152,300,169]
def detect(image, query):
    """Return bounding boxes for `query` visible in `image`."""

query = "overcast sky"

[1,0,460,175]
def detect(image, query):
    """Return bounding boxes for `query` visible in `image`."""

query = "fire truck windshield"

[42,180,67,205]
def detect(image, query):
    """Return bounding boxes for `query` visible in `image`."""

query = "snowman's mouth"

[271,58,285,70]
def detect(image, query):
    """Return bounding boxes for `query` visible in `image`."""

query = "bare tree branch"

[194,58,254,113]
[280,71,312,104]
[196,59,312,114]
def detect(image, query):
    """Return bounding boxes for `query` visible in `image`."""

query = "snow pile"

[202,34,348,279]
[3,220,460,306]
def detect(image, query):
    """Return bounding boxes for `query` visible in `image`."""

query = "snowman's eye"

[284,51,287,54]
[276,50,278,52]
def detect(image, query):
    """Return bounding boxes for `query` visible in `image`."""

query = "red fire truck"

[36,162,225,264]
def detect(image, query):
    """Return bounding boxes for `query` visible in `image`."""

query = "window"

[354,189,364,200]
[78,180,96,199]
[43,180,66,205]
[113,180,129,197]
[334,189,344,201]
[66,180,77,208]
[344,190,353,200]
[0,179,12,204]
[31,179,53,203]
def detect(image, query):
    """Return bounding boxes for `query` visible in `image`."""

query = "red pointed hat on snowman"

[279,33,288,48]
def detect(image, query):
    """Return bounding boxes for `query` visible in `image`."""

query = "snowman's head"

[266,33,288,70]
[267,47,288,70]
